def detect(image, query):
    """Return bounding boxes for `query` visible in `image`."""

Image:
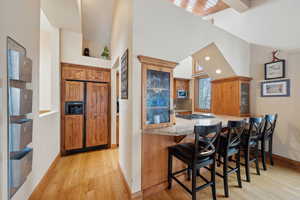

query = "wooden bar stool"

[241,117,264,182]
[216,120,245,197]
[260,114,278,170]
[168,123,222,200]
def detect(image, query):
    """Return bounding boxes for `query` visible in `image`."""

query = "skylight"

[174,0,182,7]
[186,0,197,12]
[204,0,219,10]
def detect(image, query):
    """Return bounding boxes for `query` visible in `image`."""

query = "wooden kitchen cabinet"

[86,82,109,147]
[62,63,110,82]
[61,63,111,155]
[177,111,192,115]
[211,76,252,117]
[62,65,86,81]
[138,56,178,129]
[174,78,190,99]
[64,81,84,101]
[64,115,84,150]
[86,69,110,82]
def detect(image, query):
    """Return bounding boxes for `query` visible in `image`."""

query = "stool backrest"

[262,114,278,139]
[194,122,222,158]
[245,117,264,144]
[224,120,246,151]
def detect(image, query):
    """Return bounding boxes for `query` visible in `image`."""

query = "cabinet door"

[222,81,239,116]
[62,66,86,80]
[86,82,109,147]
[240,82,250,115]
[212,81,239,116]
[64,115,84,150]
[86,69,110,82]
[64,81,84,101]
[144,68,172,128]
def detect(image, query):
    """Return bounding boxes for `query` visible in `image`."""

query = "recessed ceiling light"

[216,69,222,74]
[205,56,210,61]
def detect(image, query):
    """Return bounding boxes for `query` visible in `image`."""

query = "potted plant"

[101,46,110,60]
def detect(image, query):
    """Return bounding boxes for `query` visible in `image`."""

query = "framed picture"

[264,60,285,80]
[121,49,129,99]
[261,79,290,97]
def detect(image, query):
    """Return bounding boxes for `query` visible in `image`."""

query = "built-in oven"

[65,102,84,115]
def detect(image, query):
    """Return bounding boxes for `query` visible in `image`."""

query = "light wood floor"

[30,148,300,200]
[29,149,129,200]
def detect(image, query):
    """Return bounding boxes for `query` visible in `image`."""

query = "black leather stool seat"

[241,136,257,147]
[169,143,213,165]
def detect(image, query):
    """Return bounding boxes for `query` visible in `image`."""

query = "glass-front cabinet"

[240,82,250,115]
[138,56,178,129]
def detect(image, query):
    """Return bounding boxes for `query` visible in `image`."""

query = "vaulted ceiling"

[41,0,81,33]
[208,0,300,51]
[81,0,116,49]
[170,0,300,51]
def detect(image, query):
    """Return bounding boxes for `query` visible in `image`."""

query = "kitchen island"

[141,114,243,197]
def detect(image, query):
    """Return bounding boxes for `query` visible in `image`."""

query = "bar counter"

[141,114,244,197]
[143,114,243,136]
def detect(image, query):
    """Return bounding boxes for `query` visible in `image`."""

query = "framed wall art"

[121,49,129,99]
[264,60,285,80]
[261,79,290,97]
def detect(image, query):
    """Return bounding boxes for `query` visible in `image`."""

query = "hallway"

[29,149,129,200]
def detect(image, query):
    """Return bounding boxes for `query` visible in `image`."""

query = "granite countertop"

[175,109,192,113]
[143,114,244,136]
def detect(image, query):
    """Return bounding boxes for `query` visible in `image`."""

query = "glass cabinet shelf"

[147,106,169,109]
[147,88,169,91]
[139,55,177,129]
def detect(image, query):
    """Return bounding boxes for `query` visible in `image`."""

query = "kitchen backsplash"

[174,99,192,110]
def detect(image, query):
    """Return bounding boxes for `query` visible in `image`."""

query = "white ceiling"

[41,0,81,33]
[208,0,300,51]
[222,0,250,12]
[81,0,116,49]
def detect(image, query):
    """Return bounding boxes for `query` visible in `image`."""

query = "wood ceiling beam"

[169,0,230,16]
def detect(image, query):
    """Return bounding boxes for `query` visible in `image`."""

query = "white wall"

[81,0,115,54]
[60,30,111,68]
[174,56,193,79]
[39,31,52,111]
[0,3,62,200]
[110,0,134,193]
[250,44,300,162]
[0,0,40,199]
[50,28,61,112]
[40,11,61,112]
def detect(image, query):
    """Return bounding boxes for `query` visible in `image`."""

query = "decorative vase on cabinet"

[138,55,178,129]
